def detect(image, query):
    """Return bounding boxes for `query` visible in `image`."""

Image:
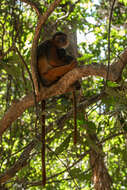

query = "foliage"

[0,0,127,189]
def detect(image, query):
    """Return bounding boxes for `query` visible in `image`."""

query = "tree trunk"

[89,133,112,190]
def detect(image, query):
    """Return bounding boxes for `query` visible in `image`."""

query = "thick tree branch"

[30,0,62,94]
[0,48,127,136]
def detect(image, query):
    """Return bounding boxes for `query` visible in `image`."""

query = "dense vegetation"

[0,0,127,189]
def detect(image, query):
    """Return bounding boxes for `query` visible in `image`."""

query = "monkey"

[37,32,80,186]
[37,32,80,87]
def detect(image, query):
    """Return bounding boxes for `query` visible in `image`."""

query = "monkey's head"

[52,32,69,49]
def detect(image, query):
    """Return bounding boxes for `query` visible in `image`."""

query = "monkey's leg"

[43,62,77,82]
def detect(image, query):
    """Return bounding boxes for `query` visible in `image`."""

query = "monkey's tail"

[72,90,77,145]
[41,100,46,186]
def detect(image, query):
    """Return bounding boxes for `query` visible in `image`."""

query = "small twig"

[20,0,41,16]
[0,141,35,169]
[0,31,19,60]
[0,141,35,184]
[52,0,80,26]
[15,46,39,136]
[47,146,80,189]
[15,46,33,85]
[98,131,127,145]
[5,75,12,111]
[105,0,116,86]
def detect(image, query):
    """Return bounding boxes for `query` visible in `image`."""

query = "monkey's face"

[53,34,69,49]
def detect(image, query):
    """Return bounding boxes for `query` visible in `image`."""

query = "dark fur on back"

[37,40,52,60]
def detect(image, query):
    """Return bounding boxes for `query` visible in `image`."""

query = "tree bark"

[89,134,112,190]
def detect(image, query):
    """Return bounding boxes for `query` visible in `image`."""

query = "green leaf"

[70,168,82,178]
[86,135,103,154]
[7,54,20,64]
[84,120,96,133]
[0,60,21,79]
[122,150,127,162]
[123,124,127,131]
[107,81,119,88]
[70,168,89,181]
[55,135,71,155]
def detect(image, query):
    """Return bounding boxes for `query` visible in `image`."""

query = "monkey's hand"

[69,60,78,68]
[43,61,77,83]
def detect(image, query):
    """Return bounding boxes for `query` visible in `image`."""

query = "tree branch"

[20,0,41,16]
[30,0,62,95]
[56,92,106,129]
[0,141,35,184]
[0,48,127,136]
[107,0,116,83]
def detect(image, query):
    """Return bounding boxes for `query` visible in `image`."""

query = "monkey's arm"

[49,47,75,67]
[43,61,77,83]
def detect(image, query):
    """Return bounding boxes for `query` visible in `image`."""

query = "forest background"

[0,0,127,189]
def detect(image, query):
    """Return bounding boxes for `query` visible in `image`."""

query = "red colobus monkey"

[37,32,80,186]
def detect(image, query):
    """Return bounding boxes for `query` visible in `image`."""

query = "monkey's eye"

[60,38,65,42]
[59,37,67,43]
